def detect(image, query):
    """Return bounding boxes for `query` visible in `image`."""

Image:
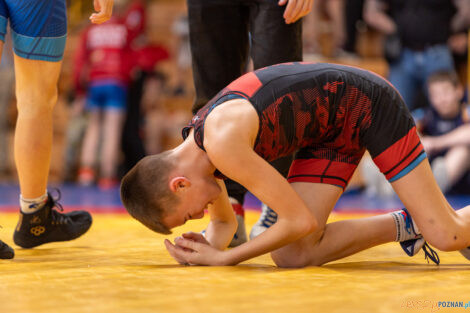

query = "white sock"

[390,209,421,242]
[20,192,48,214]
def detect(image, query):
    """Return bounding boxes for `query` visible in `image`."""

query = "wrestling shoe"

[398,209,440,265]
[228,203,247,248]
[249,203,278,240]
[13,190,92,248]
[459,247,470,261]
[0,239,14,259]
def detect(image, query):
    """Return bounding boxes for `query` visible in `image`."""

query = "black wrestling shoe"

[0,239,14,259]
[13,190,92,248]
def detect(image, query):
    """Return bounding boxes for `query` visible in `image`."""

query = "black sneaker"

[13,190,92,248]
[0,239,14,259]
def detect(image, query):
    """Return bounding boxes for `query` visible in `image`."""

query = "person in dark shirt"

[121,62,470,267]
[415,70,470,194]
[364,0,469,110]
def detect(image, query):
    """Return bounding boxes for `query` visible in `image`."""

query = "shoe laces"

[422,242,440,265]
[48,189,70,225]
[260,207,278,228]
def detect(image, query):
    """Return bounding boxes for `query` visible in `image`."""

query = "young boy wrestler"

[121,62,470,267]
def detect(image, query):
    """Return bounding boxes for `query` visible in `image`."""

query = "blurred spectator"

[0,34,13,177]
[415,71,470,194]
[120,44,170,174]
[303,0,345,58]
[73,1,137,189]
[341,0,364,58]
[364,0,469,110]
[171,14,191,95]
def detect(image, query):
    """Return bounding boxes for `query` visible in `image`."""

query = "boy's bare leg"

[391,159,470,251]
[80,110,101,171]
[101,110,125,179]
[270,183,397,267]
[13,56,62,198]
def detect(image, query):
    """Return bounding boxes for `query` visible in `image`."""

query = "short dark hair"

[120,152,178,234]
[427,70,460,87]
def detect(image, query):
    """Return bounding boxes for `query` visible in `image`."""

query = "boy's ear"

[169,176,191,193]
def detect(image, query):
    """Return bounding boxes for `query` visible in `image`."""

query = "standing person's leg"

[187,0,251,246]
[0,0,14,259]
[99,109,125,188]
[248,0,303,239]
[342,0,364,54]
[9,0,91,248]
[79,109,101,185]
[98,84,127,189]
[187,0,250,113]
[13,57,61,198]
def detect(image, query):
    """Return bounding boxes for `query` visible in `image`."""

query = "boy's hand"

[278,0,313,24]
[164,237,229,266]
[90,0,114,24]
[182,232,210,245]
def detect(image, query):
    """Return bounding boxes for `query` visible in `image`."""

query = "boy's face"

[428,81,462,118]
[163,177,222,229]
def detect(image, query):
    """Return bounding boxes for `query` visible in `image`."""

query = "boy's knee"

[271,249,310,268]
[16,86,58,113]
[271,228,326,268]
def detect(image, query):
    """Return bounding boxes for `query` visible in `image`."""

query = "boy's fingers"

[283,0,297,23]
[93,0,101,12]
[164,239,191,264]
[278,0,288,6]
[289,0,303,23]
[90,0,113,24]
[175,237,201,251]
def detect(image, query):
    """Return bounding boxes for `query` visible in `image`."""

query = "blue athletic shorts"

[0,0,67,62]
[86,81,128,111]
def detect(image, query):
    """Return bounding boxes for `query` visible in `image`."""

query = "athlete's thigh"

[270,182,342,266]
[391,159,458,240]
[5,0,67,62]
[290,182,342,229]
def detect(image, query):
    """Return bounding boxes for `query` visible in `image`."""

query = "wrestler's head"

[120,151,221,234]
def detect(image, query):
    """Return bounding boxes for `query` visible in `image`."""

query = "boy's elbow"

[296,214,318,237]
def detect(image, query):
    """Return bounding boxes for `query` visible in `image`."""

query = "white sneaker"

[249,203,278,240]
[228,214,247,247]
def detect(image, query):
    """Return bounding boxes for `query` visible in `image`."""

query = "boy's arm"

[422,123,470,153]
[204,179,238,250]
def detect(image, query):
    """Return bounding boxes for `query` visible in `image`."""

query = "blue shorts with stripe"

[0,0,67,62]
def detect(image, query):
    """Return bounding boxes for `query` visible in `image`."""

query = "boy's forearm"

[205,220,237,250]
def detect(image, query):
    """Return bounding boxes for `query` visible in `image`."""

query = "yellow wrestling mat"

[1,211,470,313]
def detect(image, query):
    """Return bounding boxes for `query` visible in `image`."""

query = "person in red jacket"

[74,1,144,189]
